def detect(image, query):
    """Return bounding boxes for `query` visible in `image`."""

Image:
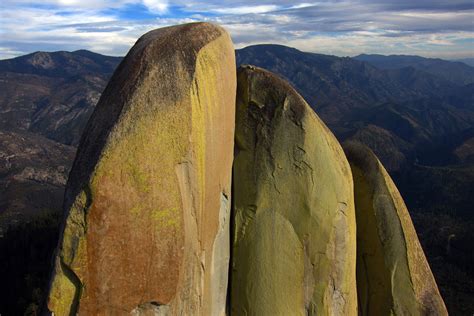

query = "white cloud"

[142,0,169,13]
[212,5,280,15]
[2,0,134,9]
[428,35,454,46]
[290,3,317,9]
[2,0,170,11]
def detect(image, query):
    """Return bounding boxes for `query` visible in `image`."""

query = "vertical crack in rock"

[210,192,231,316]
[175,160,202,313]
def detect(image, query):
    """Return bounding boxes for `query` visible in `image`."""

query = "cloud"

[0,0,473,59]
[211,5,280,15]
[1,0,169,11]
[2,0,132,10]
[142,0,168,13]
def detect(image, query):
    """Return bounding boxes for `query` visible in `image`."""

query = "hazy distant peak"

[0,50,122,78]
[354,53,474,85]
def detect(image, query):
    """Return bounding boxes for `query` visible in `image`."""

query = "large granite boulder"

[343,142,447,315]
[231,65,357,315]
[47,22,236,315]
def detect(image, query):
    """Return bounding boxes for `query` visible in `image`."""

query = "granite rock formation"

[47,22,236,315]
[343,141,448,315]
[230,65,357,315]
[43,22,449,316]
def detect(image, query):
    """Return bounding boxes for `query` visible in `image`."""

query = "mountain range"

[0,45,473,314]
[354,53,474,85]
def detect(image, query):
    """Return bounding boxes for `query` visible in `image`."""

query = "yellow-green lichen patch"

[151,207,180,228]
[48,266,78,316]
[59,191,88,267]
[48,188,89,315]
[130,205,142,217]
[48,257,83,316]
[127,159,151,194]
[89,82,190,232]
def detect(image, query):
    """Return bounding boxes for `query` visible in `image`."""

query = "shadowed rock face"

[343,142,448,316]
[47,22,236,315]
[231,65,357,315]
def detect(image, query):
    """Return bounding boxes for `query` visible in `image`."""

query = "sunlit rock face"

[343,141,448,316]
[47,22,236,316]
[231,65,357,316]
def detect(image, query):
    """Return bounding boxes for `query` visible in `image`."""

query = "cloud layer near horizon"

[0,0,473,59]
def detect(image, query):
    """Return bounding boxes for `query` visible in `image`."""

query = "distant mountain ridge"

[0,50,122,146]
[354,53,474,85]
[456,58,474,67]
[0,50,121,77]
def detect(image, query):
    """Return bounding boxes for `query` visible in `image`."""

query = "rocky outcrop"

[231,66,357,315]
[47,22,236,315]
[343,142,447,315]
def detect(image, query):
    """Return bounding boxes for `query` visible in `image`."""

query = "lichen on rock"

[231,65,357,316]
[47,22,236,315]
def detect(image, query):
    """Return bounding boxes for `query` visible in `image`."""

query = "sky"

[0,0,473,60]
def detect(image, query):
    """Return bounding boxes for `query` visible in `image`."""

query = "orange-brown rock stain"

[78,174,183,314]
